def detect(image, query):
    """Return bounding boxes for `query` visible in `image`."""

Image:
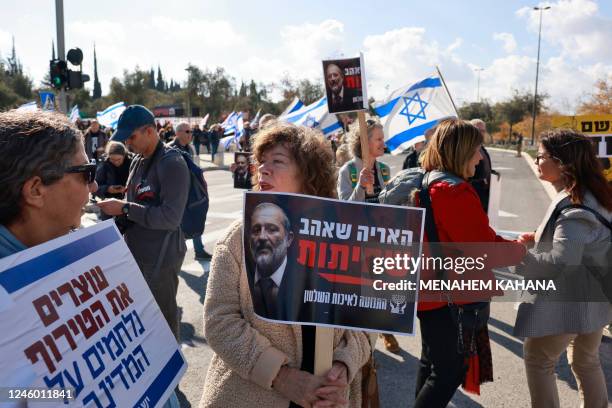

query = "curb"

[202,166,230,172]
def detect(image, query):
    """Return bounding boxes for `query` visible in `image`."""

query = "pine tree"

[147,68,155,89]
[92,44,102,99]
[7,36,22,76]
[156,65,165,92]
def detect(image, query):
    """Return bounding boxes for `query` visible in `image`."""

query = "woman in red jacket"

[414,118,526,407]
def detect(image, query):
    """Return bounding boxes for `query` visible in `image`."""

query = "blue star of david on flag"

[399,92,428,125]
[303,114,320,128]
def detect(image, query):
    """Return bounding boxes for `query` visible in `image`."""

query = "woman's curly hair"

[252,123,337,198]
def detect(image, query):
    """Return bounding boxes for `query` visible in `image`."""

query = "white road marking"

[499,210,519,218]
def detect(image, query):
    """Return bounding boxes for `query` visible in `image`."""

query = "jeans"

[193,235,204,255]
[414,306,467,407]
[211,141,218,161]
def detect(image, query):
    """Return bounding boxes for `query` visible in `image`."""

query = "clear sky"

[2,0,611,112]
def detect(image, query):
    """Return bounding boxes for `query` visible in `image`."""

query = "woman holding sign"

[201,123,370,408]
[414,118,526,407]
[336,120,400,353]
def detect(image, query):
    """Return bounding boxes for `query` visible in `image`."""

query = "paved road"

[84,149,611,407]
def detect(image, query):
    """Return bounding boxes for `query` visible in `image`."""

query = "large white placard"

[0,220,186,407]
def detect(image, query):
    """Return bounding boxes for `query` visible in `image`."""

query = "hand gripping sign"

[0,220,186,407]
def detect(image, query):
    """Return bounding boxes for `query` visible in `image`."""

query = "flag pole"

[358,111,374,195]
[435,65,459,117]
[314,327,334,375]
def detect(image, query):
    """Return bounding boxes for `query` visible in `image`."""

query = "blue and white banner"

[373,74,456,155]
[222,111,238,135]
[280,97,342,137]
[16,101,38,112]
[97,102,126,129]
[279,97,304,117]
[0,220,186,408]
[40,92,56,111]
[69,105,80,123]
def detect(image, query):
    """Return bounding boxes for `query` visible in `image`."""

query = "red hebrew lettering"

[297,240,316,268]
[32,295,60,327]
[317,242,328,268]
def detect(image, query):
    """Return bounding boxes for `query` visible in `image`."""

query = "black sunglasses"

[65,163,97,184]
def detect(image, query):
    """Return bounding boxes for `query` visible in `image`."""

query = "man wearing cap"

[97,105,189,340]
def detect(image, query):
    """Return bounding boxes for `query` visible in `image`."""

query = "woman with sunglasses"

[200,123,370,408]
[0,109,98,256]
[514,129,612,408]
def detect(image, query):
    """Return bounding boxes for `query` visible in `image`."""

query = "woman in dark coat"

[95,141,132,220]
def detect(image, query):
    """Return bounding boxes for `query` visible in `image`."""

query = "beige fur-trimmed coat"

[199,221,371,408]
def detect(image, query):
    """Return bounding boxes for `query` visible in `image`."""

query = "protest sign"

[0,220,186,407]
[551,114,612,158]
[233,152,253,190]
[322,54,367,114]
[243,192,424,335]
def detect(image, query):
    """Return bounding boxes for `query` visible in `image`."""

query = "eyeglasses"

[65,163,97,184]
[534,153,560,164]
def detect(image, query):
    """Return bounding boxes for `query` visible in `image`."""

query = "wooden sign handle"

[357,112,374,195]
[314,327,334,376]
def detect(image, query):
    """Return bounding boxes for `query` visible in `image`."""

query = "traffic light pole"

[55,0,67,113]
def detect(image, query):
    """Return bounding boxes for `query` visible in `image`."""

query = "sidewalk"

[196,152,232,172]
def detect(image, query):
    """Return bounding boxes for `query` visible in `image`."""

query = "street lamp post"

[531,5,551,145]
[474,67,484,102]
[185,67,191,121]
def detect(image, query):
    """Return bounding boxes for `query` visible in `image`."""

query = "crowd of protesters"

[0,104,610,408]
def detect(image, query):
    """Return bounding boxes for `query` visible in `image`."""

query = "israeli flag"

[16,101,37,112]
[280,97,341,137]
[97,102,126,129]
[279,97,304,117]
[234,113,244,145]
[373,74,456,155]
[222,112,238,135]
[69,105,80,123]
[220,135,235,151]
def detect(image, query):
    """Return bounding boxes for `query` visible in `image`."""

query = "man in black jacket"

[98,105,189,339]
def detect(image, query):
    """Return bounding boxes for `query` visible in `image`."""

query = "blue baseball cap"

[111,105,155,142]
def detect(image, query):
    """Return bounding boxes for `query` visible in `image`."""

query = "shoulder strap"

[418,172,444,280]
[142,141,165,179]
[554,204,612,235]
